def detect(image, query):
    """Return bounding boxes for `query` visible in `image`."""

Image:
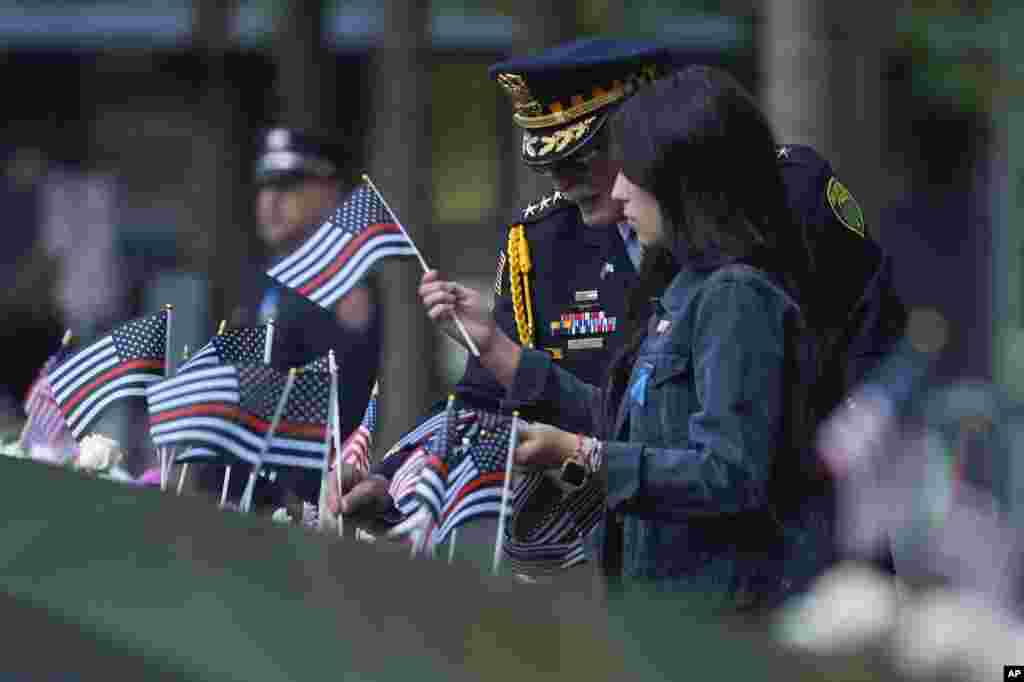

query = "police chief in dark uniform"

[329,41,893,563]
[198,127,381,510]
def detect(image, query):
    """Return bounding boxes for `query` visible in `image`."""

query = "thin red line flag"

[266,183,416,309]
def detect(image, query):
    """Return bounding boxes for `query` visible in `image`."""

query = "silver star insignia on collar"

[524,203,538,217]
[539,195,552,210]
[777,146,790,160]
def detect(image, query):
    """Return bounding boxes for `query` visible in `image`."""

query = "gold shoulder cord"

[506,224,535,347]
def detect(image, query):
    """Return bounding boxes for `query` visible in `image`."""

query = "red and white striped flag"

[337,384,377,475]
[22,351,78,461]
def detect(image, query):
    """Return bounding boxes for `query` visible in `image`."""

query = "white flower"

[0,440,27,459]
[75,434,124,472]
[892,589,1024,682]
[271,507,294,524]
[355,529,377,544]
[775,562,907,655]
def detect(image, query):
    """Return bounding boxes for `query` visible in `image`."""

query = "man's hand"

[325,462,393,515]
[419,270,498,354]
[419,269,523,389]
[339,475,394,517]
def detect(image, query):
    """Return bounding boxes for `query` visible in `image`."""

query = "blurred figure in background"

[197,127,380,511]
[0,147,71,430]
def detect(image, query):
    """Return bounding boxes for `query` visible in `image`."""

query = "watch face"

[560,460,587,488]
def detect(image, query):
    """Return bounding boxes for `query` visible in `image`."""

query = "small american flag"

[338,385,377,475]
[389,444,430,515]
[413,400,461,524]
[49,311,168,438]
[267,183,417,309]
[414,408,512,544]
[22,349,78,460]
[147,363,330,470]
[179,325,268,372]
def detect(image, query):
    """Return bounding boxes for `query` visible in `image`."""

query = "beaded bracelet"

[573,432,587,462]
[584,437,604,475]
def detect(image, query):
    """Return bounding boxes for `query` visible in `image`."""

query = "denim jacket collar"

[657,248,740,314]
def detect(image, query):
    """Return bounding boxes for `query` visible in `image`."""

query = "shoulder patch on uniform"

[520,190,571,224]
[494,249,506,297]
[826,177,866,238]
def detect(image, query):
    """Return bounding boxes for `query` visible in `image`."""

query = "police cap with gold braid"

[488,39,680,168]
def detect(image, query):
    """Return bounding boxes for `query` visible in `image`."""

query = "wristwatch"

[560,456,588,488]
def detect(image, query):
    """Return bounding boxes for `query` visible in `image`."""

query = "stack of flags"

[501,473,604,576]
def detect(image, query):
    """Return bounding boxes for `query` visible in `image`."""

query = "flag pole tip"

[164,304,174,310]
[360,173,370,182]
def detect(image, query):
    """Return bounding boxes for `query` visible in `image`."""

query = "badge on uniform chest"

[656,319,671,334]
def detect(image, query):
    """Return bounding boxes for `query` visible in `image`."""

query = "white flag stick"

[164,344,192,492]
[241,367,298,513]
[263,318,275,365]
[328,351,344,537]
[159,447,168,492]
[361,174,480,358]
[176,462,189,495]
[318,357,337,534]
[492,411,520,576]
[160,304,175,491]
[447,528,458,564]
[220,465,232,508]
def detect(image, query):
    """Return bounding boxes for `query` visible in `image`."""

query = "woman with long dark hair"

[420,65,830,610]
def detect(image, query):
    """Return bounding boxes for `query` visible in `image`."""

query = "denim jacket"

[508,261,831,609]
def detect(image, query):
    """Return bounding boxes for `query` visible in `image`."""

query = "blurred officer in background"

[198,127,381,511]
